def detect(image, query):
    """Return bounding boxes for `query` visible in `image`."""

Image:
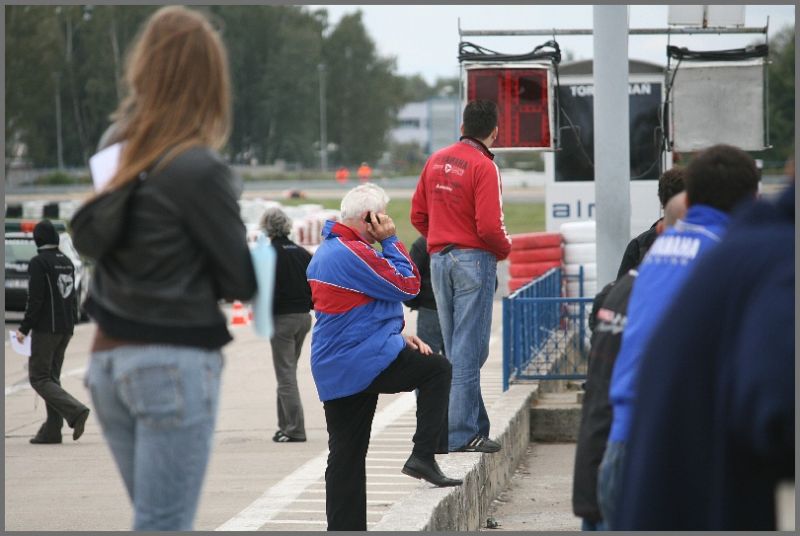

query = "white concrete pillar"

[592,5,631,287]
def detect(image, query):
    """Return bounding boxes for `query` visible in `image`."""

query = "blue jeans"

[597,440,626,530]
[430,248,496,450]
[416,306,444,355]
[86,345,224,530]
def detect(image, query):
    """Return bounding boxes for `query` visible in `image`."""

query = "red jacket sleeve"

[474,160,512,260]
[410,161,430,237]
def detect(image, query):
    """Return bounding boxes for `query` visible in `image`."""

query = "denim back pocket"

[117,365,184,429]
[452,254,483,295]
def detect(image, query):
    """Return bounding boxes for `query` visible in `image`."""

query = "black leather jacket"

[85,146,257,335]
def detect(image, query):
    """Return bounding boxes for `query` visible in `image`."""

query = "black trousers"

[323,347,452,531]
[28,331,88,437]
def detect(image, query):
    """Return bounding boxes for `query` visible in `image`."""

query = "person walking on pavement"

[260,207,313,443]
[74,7,257,531]
[16,219,90,444]
[308,183,462,531]
[411,99,512,454]
[404,236,444,355]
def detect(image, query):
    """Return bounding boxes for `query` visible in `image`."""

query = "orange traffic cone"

[230,300,250,326]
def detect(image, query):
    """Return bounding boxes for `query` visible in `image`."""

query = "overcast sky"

[309,4,795,84]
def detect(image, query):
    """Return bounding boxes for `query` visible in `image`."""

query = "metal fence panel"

[503,268,593,390]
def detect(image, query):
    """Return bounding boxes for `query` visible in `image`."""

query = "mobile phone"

[364,212,381,224]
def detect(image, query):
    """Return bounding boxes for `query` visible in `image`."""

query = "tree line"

[6,5,451,171]
[5,6,794,172]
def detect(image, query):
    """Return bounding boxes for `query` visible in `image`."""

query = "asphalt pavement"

[4,301,510,531]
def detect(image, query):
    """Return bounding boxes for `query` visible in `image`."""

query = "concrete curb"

[373,382,539,531]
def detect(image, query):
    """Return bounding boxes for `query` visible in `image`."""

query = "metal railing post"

[502,296,511,391]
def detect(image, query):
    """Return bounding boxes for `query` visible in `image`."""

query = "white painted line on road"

[304,489,411,495]
[5,366,86,396]
[259,520,327,525]
[365,457,407,462]
[273,509,386,516]
[215,392,416,531]
[289,499,392,505]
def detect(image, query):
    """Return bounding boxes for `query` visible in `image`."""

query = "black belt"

[439,244,457,255]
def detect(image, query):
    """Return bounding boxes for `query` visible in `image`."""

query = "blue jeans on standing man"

[86,345,224,530]
[430,248,496,451]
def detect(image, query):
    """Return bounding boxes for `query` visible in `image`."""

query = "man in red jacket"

[410,100,512,453]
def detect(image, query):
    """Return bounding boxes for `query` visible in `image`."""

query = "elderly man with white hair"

[307,183,462,531]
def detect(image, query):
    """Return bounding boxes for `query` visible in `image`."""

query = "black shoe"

[272,430,306,443]
[453,435,501,453]
[30,435,62,444]
[402,454,462,487]
[72,409,90,441]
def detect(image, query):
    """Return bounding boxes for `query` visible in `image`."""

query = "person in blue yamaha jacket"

[598,144,760,528]
[307,183,462,531]
[616,180,794,530]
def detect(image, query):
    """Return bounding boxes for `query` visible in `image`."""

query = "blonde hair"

[103,6,231,192]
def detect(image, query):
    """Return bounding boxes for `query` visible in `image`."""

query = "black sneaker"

[272,430,306,443]
[453,435,501,453]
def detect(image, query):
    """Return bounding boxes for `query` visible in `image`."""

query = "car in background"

[5,219,91,321]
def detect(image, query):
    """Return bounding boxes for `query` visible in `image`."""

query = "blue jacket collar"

[321,220,369,245]
[682,204,730,229]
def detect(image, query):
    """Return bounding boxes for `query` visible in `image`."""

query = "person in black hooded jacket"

[615,167,685,279]
[16,219,91,444]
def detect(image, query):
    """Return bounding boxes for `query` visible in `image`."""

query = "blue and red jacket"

[307,220,421,401]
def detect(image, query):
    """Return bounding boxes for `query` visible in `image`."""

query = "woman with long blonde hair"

[77,6,256,530]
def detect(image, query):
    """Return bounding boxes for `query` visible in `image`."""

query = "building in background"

[390,96,460,155]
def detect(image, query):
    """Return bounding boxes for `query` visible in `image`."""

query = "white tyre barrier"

[22,200,46,219]
[562,262,597,281]
[566,280,598,297]
[563,242,596,264]
[559,220,596,244]
[58,200,81,221]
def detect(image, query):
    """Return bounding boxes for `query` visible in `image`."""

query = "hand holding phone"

[364,211,395,241]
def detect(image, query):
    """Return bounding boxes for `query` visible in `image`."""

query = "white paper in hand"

[8,331,31,357]
[88,142,123,191]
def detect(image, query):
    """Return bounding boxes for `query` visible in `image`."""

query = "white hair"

[340,183,389,221]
